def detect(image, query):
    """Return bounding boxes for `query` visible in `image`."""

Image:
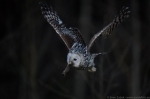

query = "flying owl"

[39,2,130,75]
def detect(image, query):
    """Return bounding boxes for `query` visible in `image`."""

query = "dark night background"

[0,0,150,99]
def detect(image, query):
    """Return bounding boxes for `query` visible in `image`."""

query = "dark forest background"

[0,0,150,99]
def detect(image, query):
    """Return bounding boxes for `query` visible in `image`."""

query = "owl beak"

[68,61,72,66]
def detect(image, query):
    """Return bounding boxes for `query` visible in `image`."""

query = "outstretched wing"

[88,7,130,51]
[39,2,86,49]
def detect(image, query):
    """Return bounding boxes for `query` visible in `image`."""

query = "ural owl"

[39,2,130,75]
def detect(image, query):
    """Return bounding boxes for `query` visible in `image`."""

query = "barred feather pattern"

[88,7,130,51]
[39,2,86,50]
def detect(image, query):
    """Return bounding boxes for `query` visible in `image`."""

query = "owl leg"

[62,65,70,76]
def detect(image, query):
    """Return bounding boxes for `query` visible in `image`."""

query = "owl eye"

[74,58,77,61]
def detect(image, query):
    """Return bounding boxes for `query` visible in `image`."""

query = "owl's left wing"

[88,7,130,51]
[39,2,86,49]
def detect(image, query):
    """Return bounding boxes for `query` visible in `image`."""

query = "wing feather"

[88,7,130,51]
[39,2,86,49]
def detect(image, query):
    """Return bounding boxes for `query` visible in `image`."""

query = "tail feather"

[92,51,110,58]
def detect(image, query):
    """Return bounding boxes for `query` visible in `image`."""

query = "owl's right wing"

[87,7,130,51]
[39,2,86,50]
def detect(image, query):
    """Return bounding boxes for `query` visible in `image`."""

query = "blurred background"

[0,0,150,99]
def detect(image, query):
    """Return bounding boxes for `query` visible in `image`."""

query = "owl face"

[67,53,81,68]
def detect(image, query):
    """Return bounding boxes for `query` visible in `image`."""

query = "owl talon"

[88,67,96,72]
[62,65,70,76]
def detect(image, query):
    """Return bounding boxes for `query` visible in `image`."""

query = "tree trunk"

[19,1,38,99]
[130,0,141,96]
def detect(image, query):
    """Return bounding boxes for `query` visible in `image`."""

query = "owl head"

[67,52,82,68]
